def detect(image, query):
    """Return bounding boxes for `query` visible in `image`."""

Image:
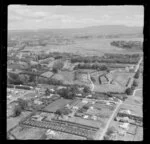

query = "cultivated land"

[7,25,143,140]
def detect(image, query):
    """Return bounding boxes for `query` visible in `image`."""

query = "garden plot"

[7,111,32,132]
[46,130,86,140]
[43,98,72,113]
[111,72,133,87]
[133,127,143,141]
[94,83,124,93]
[10,125,46,140]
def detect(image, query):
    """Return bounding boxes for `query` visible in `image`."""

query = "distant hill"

[8,25,143,36]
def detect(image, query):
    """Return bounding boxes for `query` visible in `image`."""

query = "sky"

[8,5,144,30]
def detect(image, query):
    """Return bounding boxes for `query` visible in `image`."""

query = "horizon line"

[8,24,143,32]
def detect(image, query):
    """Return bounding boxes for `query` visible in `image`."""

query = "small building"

[76,93,82,97]
[41,71,53,78]
[83,115,89,119]
[82,99,88,104]
[73,106,79,110]
[50,89,55,92]
[119,123,129,130]
[57,86,67,90]
[34,100,43,105]
[32,115,44,121]
[87,94,92,97]
[120,109,131,115]
[91,115,97,120]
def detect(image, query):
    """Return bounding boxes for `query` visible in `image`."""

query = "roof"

[41,71,53,78]
[120,123,129,129]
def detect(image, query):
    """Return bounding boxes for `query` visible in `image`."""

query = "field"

[92,71,134,93]
[43,98,72,112]
[94,83,124,93]
[119,104,142,117]
[10,125,46,139]
[53,71,74,84]
[7,111,32,132]
[22,37,143,57]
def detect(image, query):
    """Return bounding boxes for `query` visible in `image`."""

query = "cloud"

[8,5,49,22]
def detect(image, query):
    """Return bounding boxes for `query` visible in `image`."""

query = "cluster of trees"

[125,79,139,95]
[57,85,91,99]
[55,107,72,117]
[134,69,140,79]
[12,99,28,117]
[71,54,140,64]
[110,40,142,50]
[104,126,116,140]
[74,63,108,71]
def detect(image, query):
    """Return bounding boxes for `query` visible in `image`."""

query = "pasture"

[43,98,72,113]
[22,37,143,57]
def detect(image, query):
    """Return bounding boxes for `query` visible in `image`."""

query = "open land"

[7,25,143,140]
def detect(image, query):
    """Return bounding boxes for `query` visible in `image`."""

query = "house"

[87,94,92,97]
[120,109,131,115]
[34,100,43,105]
[83,115,89,119]
[76,93,82,97]
[41,71,53,78]
[72,106,79,110]
[57,86,67,90]
[32,115,44,121]
[91,115,97,120]
[46,129,56,136]
[119,123,129,130]
[50,89,55,92]
[82,99,88,104]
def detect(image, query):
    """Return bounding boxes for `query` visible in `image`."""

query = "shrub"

[83,86,91,93]
[132,79,138,87]
[125,88,133,95]
[12,105,22,117]
[134,70,140,79]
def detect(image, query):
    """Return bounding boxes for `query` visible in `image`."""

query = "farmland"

[7,12,143,141]
[21,37,143,57]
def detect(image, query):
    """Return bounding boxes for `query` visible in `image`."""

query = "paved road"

[98,101,122,140]
[135,57,143,73]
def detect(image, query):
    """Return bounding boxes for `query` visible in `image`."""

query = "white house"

[119,123,129,130]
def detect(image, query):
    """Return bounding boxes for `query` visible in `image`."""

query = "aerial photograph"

[7,5,143,140]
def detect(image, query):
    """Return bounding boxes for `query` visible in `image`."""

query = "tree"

[55,109,63,118]
[12,105,22,117]
[45,88,51,96]
[134,70,140,79]
[17,98,28,110]
[106,126,116,136]
[83,86,91,93]
[53,60,64,70]
[52,67,58,74]
[90,76,96,83]
[125,88,133,95]
[132,79,138,87]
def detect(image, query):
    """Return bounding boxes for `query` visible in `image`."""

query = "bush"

[134,70,140,79]
[125,88,133,95]
[132,79,138,87]
[90,76,96,83]
[83,86,91,93]
[12,105,22,117]
[17,99,28,110]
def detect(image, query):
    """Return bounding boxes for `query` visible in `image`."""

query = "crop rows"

[21,119,98,138]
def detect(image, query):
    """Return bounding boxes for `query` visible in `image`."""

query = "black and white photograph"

[7,5,143,140]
